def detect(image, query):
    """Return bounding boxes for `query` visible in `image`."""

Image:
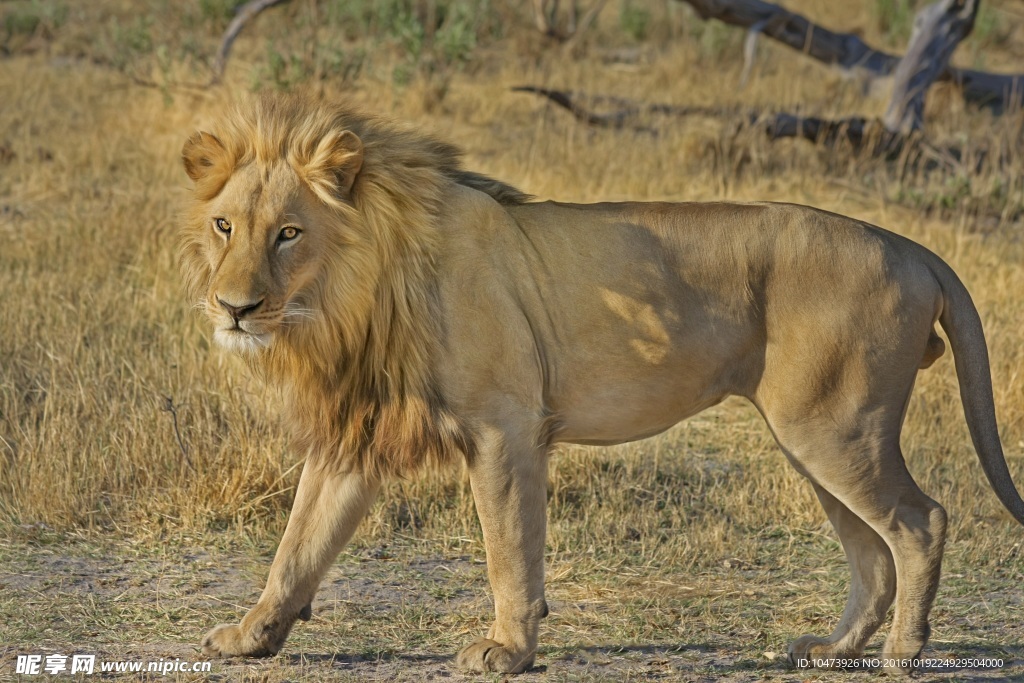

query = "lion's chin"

[214,328,272,354]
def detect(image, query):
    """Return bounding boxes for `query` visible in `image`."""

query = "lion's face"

[198,164,328,352]
[181,127,365,355]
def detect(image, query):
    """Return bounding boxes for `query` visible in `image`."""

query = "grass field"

[1,0,1023,680]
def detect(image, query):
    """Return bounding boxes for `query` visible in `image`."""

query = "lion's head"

[181,133,355,353]
[180,94,524,475]
[181,95,526,358]
[181,98,405,360]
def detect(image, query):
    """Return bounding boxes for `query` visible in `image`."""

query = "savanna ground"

[1,0,1023,680]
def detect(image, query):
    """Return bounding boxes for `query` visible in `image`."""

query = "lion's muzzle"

[216,295,265,326]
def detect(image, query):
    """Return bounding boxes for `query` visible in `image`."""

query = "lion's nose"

[216,296,264,323]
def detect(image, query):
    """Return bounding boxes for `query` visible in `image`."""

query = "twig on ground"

[161,395,194,473]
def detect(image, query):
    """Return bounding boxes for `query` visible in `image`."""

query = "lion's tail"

[933,258,1024,526]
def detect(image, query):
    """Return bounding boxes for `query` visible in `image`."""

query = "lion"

[180,93,1024,674]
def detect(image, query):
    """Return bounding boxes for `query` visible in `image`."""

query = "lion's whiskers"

[283,303,318,322]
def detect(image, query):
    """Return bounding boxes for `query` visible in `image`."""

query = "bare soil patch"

[2,534,1021,682]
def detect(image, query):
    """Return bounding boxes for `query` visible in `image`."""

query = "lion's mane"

[180,94,529,478]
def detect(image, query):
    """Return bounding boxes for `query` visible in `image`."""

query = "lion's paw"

[455,637,535,673]
[201,623,274,658]
[787,635,857,669]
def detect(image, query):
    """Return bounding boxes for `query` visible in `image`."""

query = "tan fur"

[181,94,1024,674]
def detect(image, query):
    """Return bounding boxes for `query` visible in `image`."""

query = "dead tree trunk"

[673,0,1023,114]
[884,0,979,133]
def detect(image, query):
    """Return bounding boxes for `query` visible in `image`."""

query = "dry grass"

[1,0,1023,679]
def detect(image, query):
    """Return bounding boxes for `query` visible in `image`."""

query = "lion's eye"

[278,226,301,242]
[214,218,232,235]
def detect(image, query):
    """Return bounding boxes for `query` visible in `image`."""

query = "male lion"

[180,94,1024,674]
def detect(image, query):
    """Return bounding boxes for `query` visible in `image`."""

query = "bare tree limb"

[884,0,979,133]
[673,0,1024,113]
[515,85,910,155]
[678,0,900,76]
[956,67,1024,111]
[762,113,905,154]
[515,85,1019,177]
[211,0,292,85]
[514,85,641,127]
[512,85,742,130]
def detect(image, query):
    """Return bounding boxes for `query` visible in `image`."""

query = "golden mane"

[180,94,528,478]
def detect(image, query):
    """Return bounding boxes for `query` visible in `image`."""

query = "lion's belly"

[549,357,733,446]
[556,396,724,446]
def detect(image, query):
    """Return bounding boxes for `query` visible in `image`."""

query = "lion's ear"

[301,130,364,203]
[182,131,231,198]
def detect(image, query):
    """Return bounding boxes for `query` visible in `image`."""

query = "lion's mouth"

[201,299,309,354]
[214,326,272,353]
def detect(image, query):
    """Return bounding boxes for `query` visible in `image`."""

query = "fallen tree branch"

[679,0,899,76]
[762,113,905,154]
[520,85,1024,179]
[673,0,1024,113]
[210,0,292,85]
[512,85,743,129]
[516,85,918,157]
[521,86,1024,178]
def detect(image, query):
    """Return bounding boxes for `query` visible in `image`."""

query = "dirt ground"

[2,533,1021,682]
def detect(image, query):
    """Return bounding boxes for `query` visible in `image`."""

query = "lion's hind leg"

[778,433,947,674]
[756,278,948,673]
[788,483,896,666]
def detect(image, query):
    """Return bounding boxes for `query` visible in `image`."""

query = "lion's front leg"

[456,424,549,674]
[202,461,379,658]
